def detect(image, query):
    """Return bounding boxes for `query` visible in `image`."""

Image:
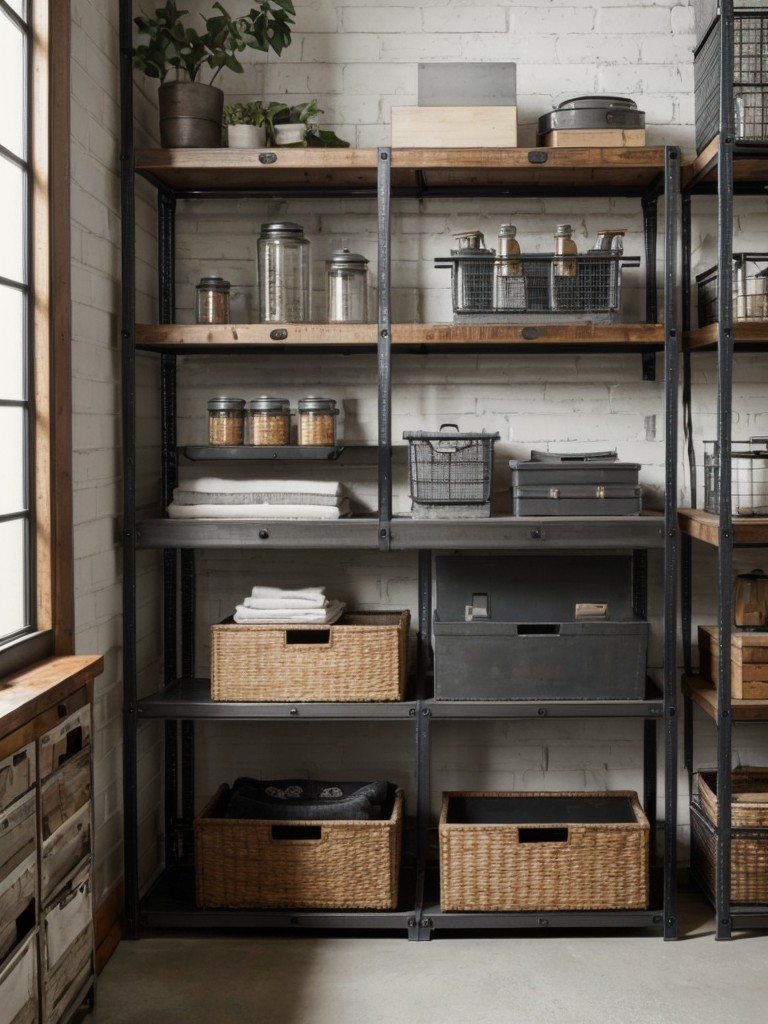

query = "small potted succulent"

[261,99,350,148]
[224,101,267,148]
[133,0,295,148]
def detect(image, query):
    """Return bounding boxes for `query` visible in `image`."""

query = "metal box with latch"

[509,452,642,516]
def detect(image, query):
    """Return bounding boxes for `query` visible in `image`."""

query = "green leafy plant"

[224,100,266,126]
[133,1,295,85]
[262,100,350,148]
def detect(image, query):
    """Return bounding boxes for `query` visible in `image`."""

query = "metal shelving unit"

[680,0,768,939]
[120,0,679,941]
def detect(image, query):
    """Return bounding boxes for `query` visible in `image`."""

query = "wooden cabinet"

[0,656,102,1024]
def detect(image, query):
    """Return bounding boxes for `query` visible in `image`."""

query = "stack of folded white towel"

[233,586,346,625]
[167,477,349,520]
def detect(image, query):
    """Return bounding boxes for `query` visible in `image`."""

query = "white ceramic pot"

[227,124,267,149]
[274,123,306,146]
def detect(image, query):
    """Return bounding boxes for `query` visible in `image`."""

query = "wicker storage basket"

[691,798,768,905]
[194,785,404,909]
[439,790,649,912]
[210,610,409,702]
[698,767,768,827]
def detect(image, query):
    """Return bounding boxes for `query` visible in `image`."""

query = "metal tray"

[538,95,645,135]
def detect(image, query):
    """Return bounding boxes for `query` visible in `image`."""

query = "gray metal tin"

[509,459,641,516]
[538,95,645,135]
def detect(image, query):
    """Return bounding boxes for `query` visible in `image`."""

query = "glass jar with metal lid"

[249,396,291,446]
[256,222,311,323]
[327,248,369,323]
[196,276,231,324]
[207,397,245,446]
[298,396,339,446]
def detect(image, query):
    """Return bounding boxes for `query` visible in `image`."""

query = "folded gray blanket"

[224,778,395,821]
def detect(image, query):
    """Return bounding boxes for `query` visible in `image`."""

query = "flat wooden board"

[391,106,518,148]
[539,129,646,148]
[678,508,768,546]
[683,673,768,720]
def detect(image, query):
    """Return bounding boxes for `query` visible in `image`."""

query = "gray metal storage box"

[433,555,648,700]
[509,458,642,516]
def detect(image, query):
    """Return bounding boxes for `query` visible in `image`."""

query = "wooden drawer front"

[0,789,36,886]
[0,929,38,1024]
[40,747,90,842]
[38,704,90,781]
[40,802,91,909]
[0,744,35,813]
[41,866,93,1024]
[0,852,37,965]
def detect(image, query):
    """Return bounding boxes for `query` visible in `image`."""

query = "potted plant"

[133,1,295,148]
[224,101,267,148]
[262,100,350,148]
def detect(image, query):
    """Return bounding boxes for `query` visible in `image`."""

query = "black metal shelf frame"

[120,0,679,940]
[681,0,768,940]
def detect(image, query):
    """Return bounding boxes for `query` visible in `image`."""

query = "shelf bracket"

[641,350,656,381]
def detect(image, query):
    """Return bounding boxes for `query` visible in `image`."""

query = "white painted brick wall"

[68,0,768,896]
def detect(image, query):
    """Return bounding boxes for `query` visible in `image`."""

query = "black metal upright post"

[377,147,392,552]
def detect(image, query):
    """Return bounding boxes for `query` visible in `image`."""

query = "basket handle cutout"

[271,825,322,841]
[518,827,569,844]
[285,629,331,646]
[516,624,560,636]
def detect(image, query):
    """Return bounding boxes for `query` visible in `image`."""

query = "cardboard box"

[391,106,517,148]
[698,624,768,699]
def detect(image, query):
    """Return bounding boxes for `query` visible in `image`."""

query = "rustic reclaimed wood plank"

[678,508,768,546]
[0,658,102,751]
[682,674,768,721]
[684,323,768,350]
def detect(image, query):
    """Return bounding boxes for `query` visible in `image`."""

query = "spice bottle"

[495,224,522,277]
[256,222,311,323]
[196,277,231,324]
[327,248,369,323]
[553,223,578,277]
[298,397,339,446]
[249,396,291,446]
[207,397,246,446]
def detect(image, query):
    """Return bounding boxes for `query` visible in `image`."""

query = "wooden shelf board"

[683,136,768,191]
[679,508,768,546]
[684,323,768,350]
[136,321,664,351]
[682,673,768,721]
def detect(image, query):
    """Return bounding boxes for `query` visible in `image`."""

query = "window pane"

[0,405,25,514]
[0,286,24,400]
[0,518,27,638]
[0,155,24,283]
[0,10,24,157]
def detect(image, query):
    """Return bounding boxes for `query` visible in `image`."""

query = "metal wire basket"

[696,253,768,326]
[403,425,499,519]
[703,437,768,516]
[434,253,638,322]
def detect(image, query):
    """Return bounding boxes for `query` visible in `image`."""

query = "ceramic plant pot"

[227,123,267,148]
[158,81,224,148]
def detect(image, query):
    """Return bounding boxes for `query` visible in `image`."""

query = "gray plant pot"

[158,82,224,148]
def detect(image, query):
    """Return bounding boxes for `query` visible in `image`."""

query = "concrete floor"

[83,892,768,1024]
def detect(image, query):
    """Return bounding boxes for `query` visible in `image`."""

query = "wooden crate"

[391,106,517,148]
[195,785,404,909]
[0,930,38,1024]
[698,625,768,699]
[538,128,646,147]
[439,791,649,912]
[211,610,409,702]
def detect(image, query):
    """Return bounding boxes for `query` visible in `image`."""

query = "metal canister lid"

[556,95,639,112]
[207,397,245,411]
[197,276,230,290]
[260,222,305,236]
[298,396,338,413]
[327,247,369,268]
[498,224,517,237]
[555,223,573,235]
[249,396,290,413]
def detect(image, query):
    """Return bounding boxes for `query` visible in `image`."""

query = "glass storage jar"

[207,397,246,446]
[196,276,231,324]
[256,222,311,323]
[249,396,291,446]
[327,248,369,323]
[298,397,339,446]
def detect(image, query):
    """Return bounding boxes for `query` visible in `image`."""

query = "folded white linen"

[243,596,327,610]
[180,475,341,496]
[233,599,346,625]
[167,500,349,520]
[172,489,341,506]
[249,585,326,603]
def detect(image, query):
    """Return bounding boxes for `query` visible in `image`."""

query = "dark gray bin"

[509,459,642,516]
[433,554,648,700]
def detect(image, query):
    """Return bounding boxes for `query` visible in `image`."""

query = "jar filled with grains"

[207,397,246,446]
[298,396,339,446]
[249,396,291,446]
[196,276,231,324]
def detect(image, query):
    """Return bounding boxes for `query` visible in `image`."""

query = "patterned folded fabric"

[224,777,395,821]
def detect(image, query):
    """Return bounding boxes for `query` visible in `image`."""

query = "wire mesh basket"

[434,253,638,322]
[703,437,768,516]
[695,8,768,152]
[403,425,499,519]
[696,253,768,326]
